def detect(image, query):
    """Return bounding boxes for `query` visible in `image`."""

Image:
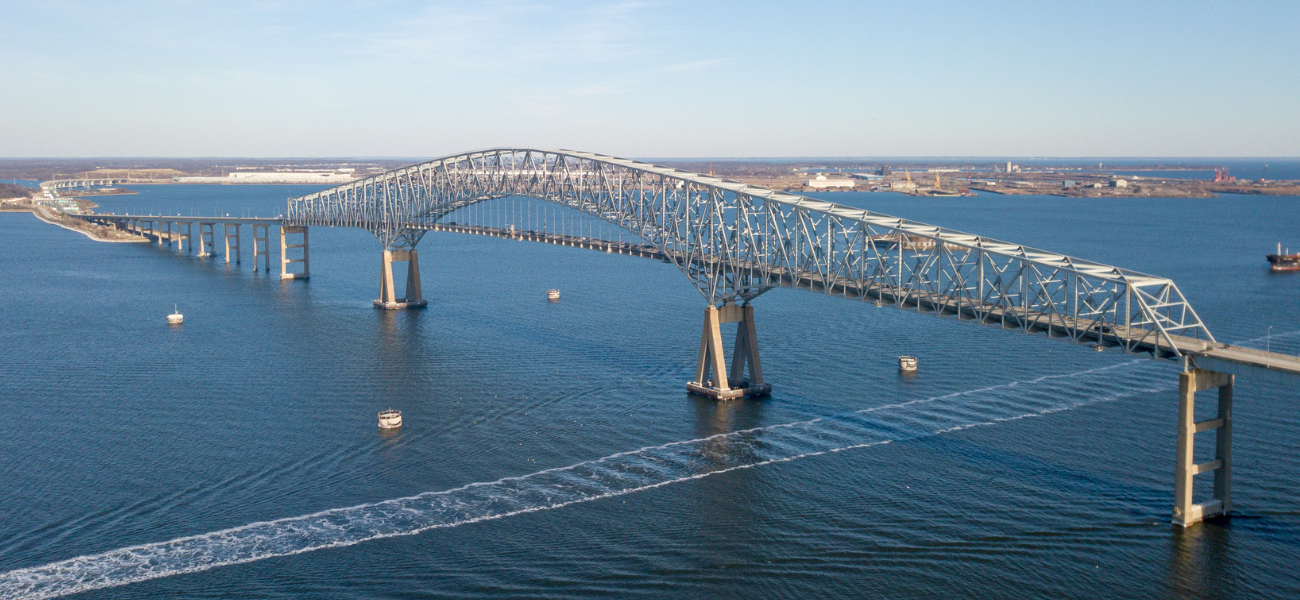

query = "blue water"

[1,185,1299,599]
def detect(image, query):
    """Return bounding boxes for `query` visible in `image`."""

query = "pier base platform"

[374,299,428,310]
[686,380,771,400]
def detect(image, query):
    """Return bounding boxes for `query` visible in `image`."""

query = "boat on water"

[167,304,183,325]
[1267,243,1300,271]
[378,409,402,429]
[898,356,917,372]
[547,289,561,301]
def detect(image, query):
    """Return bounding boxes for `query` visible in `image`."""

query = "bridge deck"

[74,214,284,225]
[70,212,1300,386]
[427,222,1300,384]
[770,262,1300,386]
[421,223,663,258]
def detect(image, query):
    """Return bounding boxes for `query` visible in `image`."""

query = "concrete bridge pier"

[687,303,771,400]
[279,226,310,280]
[172,222,187,251]
[252,224,270,271]
[197,223,217,257]
[224,224,241,264]
[374,248,426,309]
[1174,367,1233,526]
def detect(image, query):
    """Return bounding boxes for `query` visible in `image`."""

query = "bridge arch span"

[287,148,1213,358]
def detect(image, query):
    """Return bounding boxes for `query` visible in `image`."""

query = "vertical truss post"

[1174,368,1233,526]
[687,303,771,400]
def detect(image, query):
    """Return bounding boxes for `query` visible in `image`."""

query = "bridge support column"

[182,222,194,253]
[279,226,310,280]
[197,223,216,257]
[686,303,771,400]
[224,224,241,264]
[252,224,270,271]
[1173,367,1233,527]
[374,249,426,309]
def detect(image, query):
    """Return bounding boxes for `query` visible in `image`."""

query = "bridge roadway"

[438,223,1300,386]
[41,177,172,192]
[58,148,1300,527]
[74,211,1300,387]
[73,213,290,272]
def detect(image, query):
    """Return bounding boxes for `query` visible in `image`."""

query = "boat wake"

[0,358,1171,599]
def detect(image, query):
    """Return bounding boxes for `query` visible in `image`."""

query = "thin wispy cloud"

[344,1,664,73]
[660,58,732,73]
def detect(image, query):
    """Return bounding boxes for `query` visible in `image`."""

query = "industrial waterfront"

[1,181,1298,598]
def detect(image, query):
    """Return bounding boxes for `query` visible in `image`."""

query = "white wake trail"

[0,359,1170,599]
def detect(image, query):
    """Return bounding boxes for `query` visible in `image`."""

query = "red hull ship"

[1268,243,1300,271]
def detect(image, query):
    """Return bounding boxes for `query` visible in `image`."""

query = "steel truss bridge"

[73,148,1298,527]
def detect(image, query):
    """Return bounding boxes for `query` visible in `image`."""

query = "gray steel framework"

[288,148,1213,358]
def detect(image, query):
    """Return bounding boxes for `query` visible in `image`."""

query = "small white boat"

[167,304,183,325]
[378,409,402,429]
[546,289,561,301]
[898,355,917,372]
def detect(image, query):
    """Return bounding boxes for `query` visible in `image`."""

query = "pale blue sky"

[2,1,1297,157]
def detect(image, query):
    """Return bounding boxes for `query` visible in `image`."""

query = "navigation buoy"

[547,289,560,301]
[167,304,183,325]
[898,355,917,372]
[378,409,402,429]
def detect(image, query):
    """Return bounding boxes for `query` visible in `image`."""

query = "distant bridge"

[41,177,168,192]
[69,148,1299,527]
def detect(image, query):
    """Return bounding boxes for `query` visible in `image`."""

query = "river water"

[1,185,1298,599]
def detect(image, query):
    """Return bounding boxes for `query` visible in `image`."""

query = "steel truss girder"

[286,148,1214,355]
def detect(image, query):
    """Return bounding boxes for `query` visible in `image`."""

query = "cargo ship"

[1267,243,1300,271]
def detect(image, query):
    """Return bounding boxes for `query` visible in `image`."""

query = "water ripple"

[0,359,1169,599]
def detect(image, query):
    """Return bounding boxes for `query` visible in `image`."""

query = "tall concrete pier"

[197,223,217,257]
[375,248,426,309]
[279,226,310,280]
[687,303,770,400]
[1173,367,1234,526]
[252,224,270,271]
[223,224,241,264]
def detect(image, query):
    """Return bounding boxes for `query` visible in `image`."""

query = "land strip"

[29,205,147,243]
